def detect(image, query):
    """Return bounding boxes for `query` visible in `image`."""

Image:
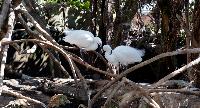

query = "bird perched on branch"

[62,29,102,51]
[103,45,145,72]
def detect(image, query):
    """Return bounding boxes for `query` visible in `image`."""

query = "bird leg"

[117,62,128,72]
[112,64,120,75]
[116,66,120,74]
[80,48,88,61]
[107,63,118,74]
[92,54,98,64]
[120,65,127,71]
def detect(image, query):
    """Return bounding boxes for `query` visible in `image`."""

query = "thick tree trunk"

[106,0,114,45]
[90,0,97,35]
[190,1,200,88]
[157,0,183,78]
[112,0,138,47]
[112,0,122,47]
[99,0,107,45]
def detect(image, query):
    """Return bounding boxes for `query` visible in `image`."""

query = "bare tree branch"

[103,78,125,108]
[17,12,71,78]
[0,0,11,30]
[152,56,200,88]
[2,86,47,108]
[16,5,115,80]
[16,5,68,79]
[125,78,160,108]
[17,8,58,45]
[90,48,200,107]
[71,60,91,107]
[0,5,15,95]
[149,88,200,96]
[1,39,117,78]
[92,51,115,76]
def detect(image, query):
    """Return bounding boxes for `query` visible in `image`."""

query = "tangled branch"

[90,48,200,107]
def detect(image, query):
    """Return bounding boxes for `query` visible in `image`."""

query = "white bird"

[62,30,102,51]
[103,45,145,69]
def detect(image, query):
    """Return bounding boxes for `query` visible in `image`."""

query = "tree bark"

[190,0,200,88]
[112,0,138,47]
[157,0,183,78]
[99,0,107,45]
[0,0,15,95]
[90,0,97,35]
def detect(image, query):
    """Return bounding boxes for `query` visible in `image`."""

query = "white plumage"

[62,30,102,51]
[103,45,145,67]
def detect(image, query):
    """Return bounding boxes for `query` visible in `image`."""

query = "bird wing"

[113,46,143,65]
[63,30,94,48]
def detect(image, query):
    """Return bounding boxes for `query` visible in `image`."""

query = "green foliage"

[45,0,58,4]
[68,0,90,10]
[44,0,90,10]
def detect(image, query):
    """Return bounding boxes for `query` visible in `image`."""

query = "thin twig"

[152,56,200,88]
[17,7,89,81]
[61,45,85,62]
[90,48,200,107]
[67,58,78,87]
[17,13,71,78]
[148,88,200,96]
[71,60,91,107]
[103,78,125,108]
[72,60,88,90]
[125,78,160,108]
[16,6,65,79]
[10,43,21,53]
[16,6,116,79]
[1,39,116,77]
[2,86,47,108]
[17,8,58,45]
[92,51,115,75]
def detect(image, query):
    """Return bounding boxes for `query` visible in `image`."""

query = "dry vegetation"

[0,0,200,108]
